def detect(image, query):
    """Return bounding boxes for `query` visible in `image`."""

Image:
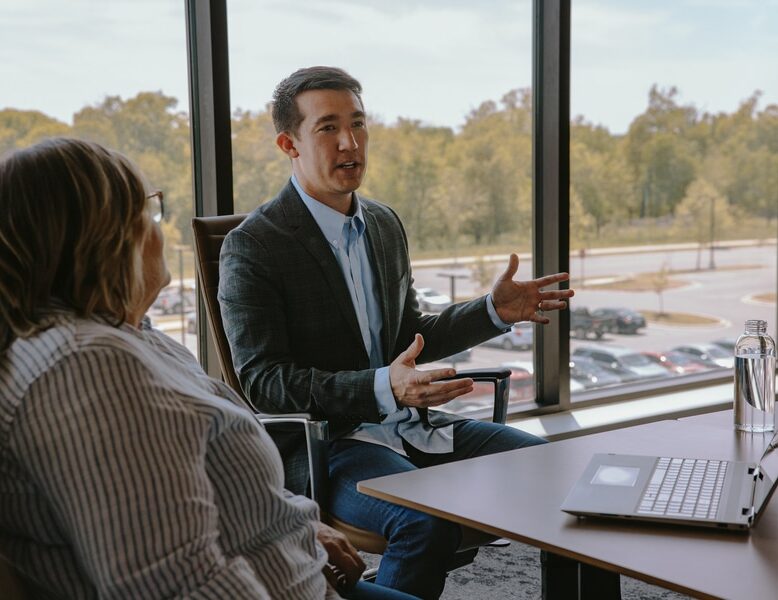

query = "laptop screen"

[751,433,778,516]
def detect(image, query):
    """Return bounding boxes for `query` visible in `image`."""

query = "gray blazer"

[218,182,503,484]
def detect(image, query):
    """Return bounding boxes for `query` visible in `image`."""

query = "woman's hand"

[316,522,366,592]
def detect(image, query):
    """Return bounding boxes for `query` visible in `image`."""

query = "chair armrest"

[443,367,511,424]
[256,413,330,504]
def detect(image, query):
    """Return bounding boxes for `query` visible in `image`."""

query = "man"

[219,66,574,599]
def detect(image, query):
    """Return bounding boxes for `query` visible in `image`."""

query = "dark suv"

[570,307,606,340]
[591,307,646,334]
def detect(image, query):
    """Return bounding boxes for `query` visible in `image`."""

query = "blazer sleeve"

[218,226,381,424]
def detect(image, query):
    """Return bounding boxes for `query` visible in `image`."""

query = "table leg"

[541,551,621,600]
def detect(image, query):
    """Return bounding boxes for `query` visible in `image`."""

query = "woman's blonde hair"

[0,137,148,352]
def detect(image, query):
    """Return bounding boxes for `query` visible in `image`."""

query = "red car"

[640,351,709,375]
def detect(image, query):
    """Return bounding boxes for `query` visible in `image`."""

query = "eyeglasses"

[146,190,165,223]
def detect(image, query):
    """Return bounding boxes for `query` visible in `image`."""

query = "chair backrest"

[191,214,249,404]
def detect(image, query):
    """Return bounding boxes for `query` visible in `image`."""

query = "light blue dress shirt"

[291,176,510,455]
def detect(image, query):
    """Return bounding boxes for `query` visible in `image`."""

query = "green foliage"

[2,82,776,259]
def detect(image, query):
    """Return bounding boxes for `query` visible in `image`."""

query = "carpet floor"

[362,542,691,599]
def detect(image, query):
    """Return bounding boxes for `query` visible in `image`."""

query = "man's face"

[278,88,368,211]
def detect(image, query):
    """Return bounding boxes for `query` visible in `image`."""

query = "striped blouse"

[0,311,335,599]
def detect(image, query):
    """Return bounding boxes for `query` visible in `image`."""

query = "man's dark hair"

[271,66,363,135]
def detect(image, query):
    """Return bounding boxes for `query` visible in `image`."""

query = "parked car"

[572,345,668,381]
[712,338,736,354]
[570,307,606,340]
[499,361,536,400]
[672,343,735,369]
[591,307,646,334]
[480,322,533,351]
[152,286,195,315]
[569,356,624,388]
[415,287,452,312]
[640,351,709,375]
[500,360,585,396]
[186,312,197,334]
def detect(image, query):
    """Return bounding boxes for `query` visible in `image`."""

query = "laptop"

[561,436,778,531]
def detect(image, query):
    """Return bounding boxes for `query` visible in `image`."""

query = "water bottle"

[734,320,776,433]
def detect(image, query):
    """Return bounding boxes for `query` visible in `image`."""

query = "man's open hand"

[316,522,365,592]
[389,334,474,408]
[492,254,575,325]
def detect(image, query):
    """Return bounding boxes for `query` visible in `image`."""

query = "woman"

[0,138,415,599]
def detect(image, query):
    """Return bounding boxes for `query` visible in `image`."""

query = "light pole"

[175,245,186,344]
[708,195,716,270]
[437,271,468,303]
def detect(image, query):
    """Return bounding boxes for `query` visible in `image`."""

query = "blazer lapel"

[280,184,366,354]
[361,202,394,361]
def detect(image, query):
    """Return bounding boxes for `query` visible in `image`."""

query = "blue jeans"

[328,420,545,599]
[347,580,419,600]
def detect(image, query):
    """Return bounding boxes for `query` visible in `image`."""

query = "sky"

[2,0,777,134]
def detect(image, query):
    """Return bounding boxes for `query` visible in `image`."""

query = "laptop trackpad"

[562,454,656,515]
[591,465,641,487]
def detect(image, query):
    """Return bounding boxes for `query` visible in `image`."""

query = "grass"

[586,264,764,292]
[752,292,777,304]
[589,276,687,292]
[640,311,721,326]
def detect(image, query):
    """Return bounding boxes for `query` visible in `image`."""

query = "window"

[570,1,778,401]
[1,1,196,357]
[226,0,534,416]
[189,0,777,418]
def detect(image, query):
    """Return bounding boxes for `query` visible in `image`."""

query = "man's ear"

[276,131,299,158]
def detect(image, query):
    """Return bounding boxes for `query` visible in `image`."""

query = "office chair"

[192,214,512,562]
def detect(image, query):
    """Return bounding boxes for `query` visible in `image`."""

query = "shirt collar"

[291,175,365,247]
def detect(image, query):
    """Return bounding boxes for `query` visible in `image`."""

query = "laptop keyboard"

[637,457,728,519]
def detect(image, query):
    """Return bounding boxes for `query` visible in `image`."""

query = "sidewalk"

[409,238,776,268]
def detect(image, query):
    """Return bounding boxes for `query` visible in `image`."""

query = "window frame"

[184,0,773,416]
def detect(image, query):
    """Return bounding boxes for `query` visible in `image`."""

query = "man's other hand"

[492,253,575,325]
[316,522,365,591]
[389,334,474,408]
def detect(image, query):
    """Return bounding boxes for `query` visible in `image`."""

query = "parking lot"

[158,241,776,415]
[418,242,776,413]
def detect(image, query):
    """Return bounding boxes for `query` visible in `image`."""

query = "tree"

[361,118,454,250]
[230,106,290,214]
[625,86,700,218]
[651,262,671,317]
[470,254,497,295]
[0,109,70,153]
[449,90,532,246]
[71,92,193,244]
[570,133,633,234]
[673,178,733,270]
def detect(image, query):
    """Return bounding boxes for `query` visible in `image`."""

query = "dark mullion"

[532,0,571,408]
[185,0,233,217]
[185,0,233,374]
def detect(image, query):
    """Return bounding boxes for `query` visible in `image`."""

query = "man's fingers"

[416,367,459,384]
[529,312,551,325]
[409,378,474,405]
[540,289,575,301]
[422,384,475,406]
[539,300,569,311]
[497,253,519,282]
[400,333,424,363]
[535,271,570,288]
